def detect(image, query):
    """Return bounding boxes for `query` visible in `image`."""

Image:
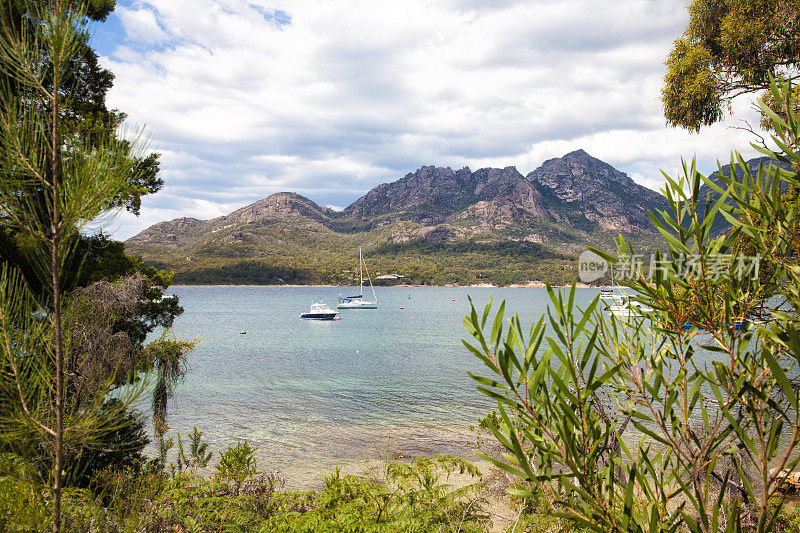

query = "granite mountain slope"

[341,150,667,234]
[695,157,795,234]
[126,150,669,285]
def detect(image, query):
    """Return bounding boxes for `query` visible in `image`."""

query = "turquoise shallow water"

[158,285,596,487]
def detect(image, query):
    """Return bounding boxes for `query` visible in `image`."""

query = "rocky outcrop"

[127,193,334,247]
[342,165,548,225]
[471,166,546,219]
[528,150,668,232]
[421,226,453,244]
[343,166,477,224]
[224,192,332,226]
[127,217,203,246]
[454,198,521,227]
[340,152,666,234]
[127,150,671,254]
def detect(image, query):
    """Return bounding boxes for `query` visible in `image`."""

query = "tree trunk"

[50,15,63,529]
[51,234,62,533]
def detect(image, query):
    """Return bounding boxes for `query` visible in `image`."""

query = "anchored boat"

[338,246,378,309]
[300,301,339,320]
[600,288,653,319]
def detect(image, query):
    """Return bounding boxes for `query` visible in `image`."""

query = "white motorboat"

[600,289,653,319]
[300,301,340,320]
[338,246,378,309]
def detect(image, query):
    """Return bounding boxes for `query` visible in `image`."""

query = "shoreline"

[169,282,608,289]
[157,422,501,492]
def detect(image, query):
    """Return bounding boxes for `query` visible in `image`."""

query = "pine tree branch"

[0,307,56,438]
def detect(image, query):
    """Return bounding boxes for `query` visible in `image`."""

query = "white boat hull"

[300,313,339,320]
[601,290,652,319]
[606,302,653,319]
[606,307,651,319]
[300,302,339,320]
[337,299,378,309]
[338,246,379,310]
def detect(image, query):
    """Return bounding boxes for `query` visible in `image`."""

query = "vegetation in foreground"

[465,78,800,532]
[0,433,487,532]
[0,2,191,531]
[4,427,800,532]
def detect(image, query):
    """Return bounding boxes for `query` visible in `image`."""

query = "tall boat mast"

[362,247,377,302]
[336,246,378,309]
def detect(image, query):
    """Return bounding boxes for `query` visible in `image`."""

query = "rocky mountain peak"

[127,150,674,254]
[340,152,669,233]
[564,148,590,159]
[532,150,630,193]
[528,150,667,232]
[127,216,203,246]
[171,217,202,228]
[343,165,478,223]
[223,192,326,225]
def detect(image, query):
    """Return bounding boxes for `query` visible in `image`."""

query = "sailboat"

[338,246,378,309]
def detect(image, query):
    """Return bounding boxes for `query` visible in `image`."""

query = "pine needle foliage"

[0,2,150,530]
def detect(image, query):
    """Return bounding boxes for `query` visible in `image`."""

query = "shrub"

[215,441,258,495]
[465,78,800,532]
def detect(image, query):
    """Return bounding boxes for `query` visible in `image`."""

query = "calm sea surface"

[156,286,596,487]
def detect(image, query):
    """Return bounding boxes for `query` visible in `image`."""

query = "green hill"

[127,150,667,286]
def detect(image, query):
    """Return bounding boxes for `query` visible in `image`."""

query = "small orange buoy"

[451,297,455,302]
[400,305,404,309]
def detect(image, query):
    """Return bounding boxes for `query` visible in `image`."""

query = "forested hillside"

[128,150,668,285]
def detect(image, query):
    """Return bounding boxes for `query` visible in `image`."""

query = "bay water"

[157,285,596,488]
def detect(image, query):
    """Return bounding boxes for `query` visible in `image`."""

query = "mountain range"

[126,149,670,286]
[697,156,795,234]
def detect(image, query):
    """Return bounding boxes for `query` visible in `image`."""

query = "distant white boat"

[338,246,378,309]
[600,288,653,319]
[300,301,339,320]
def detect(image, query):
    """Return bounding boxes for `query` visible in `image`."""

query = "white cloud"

[97,0,773,240]
[116,6,169,43]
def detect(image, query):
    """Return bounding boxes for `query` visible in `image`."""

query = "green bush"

[215,441,258,495]
[0,447,492,531]
[464,78,800,533]
[0,453,49,532]
[263,455,486,532]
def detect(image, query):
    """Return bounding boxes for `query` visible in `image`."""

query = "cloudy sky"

[92,0,768,240]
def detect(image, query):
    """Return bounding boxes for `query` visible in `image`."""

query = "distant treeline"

[171,240,584,286]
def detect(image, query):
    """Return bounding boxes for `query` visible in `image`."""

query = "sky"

[92,0,770,240]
